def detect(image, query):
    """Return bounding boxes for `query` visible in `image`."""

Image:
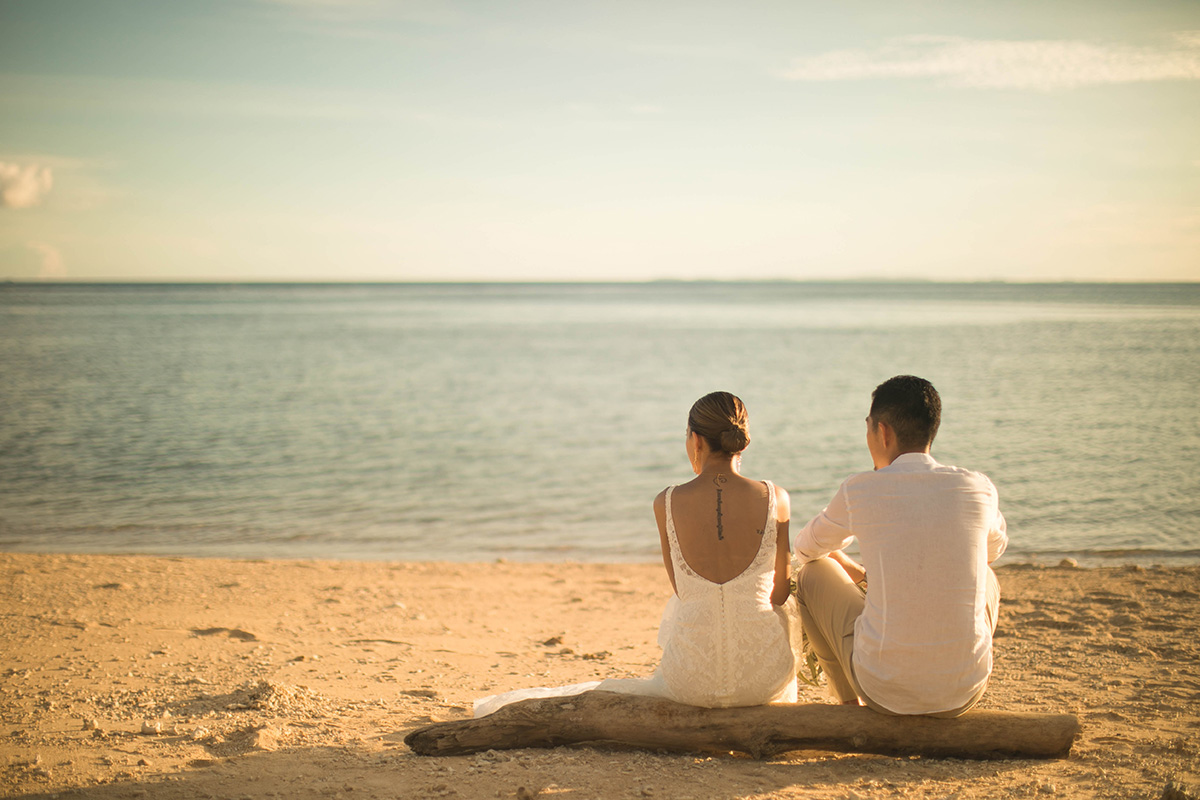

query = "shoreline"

[4,546,1200,570]
[2,553,1198,799]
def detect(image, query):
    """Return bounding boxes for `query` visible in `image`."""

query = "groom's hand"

[829,549,866,587]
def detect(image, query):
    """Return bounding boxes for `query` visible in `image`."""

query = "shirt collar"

[887,452,939,470]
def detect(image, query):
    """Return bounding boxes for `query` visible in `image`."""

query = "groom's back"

[845,453,1003,714]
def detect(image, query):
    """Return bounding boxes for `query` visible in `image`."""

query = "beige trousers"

[795,556,1000,718]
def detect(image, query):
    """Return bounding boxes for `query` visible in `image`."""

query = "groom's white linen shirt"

[794,452,1008,714]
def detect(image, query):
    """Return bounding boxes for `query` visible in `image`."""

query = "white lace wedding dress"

[474,481,800,717]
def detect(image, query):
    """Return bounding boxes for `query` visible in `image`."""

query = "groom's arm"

[793,480,854,565]
[985,478,1008,564]
[987,513,1008,565]
[828,548,866,585]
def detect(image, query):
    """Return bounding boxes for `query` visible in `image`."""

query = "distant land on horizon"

[4,278,1199,288]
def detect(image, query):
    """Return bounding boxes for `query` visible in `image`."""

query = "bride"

[474,391,800,717]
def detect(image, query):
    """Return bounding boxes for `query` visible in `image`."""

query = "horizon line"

[5,278,1199,287]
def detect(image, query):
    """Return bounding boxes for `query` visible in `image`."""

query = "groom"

[793,375,1008,717]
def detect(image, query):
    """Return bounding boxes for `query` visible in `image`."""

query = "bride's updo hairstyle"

[687,391,750,455]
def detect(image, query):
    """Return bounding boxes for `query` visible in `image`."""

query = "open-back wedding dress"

[474,481,799,717]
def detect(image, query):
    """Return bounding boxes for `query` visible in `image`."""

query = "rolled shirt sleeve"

[983,477,1008,563]
[986,509,1008,564]
[794,479,855,565]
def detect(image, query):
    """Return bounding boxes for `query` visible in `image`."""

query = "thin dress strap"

[665,485,699,580]
[758,480,778,565]
[764,480,776,526]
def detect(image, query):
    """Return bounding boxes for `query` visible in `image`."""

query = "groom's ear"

[876,420,895,449]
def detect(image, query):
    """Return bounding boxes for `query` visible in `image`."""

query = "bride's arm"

[771,486,792,606]
[654,489,677,596]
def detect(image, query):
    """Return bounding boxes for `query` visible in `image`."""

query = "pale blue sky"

[1,0,1198,281]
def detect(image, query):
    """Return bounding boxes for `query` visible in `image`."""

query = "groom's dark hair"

[869,375,941,451]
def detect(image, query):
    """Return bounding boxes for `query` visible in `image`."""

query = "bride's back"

[669,473,771,585]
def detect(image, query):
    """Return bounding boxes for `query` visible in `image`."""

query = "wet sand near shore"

[2,553,1198,799]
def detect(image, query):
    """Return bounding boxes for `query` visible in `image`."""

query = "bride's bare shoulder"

[772,483,791,522]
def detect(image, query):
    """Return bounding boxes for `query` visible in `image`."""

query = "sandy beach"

[2,552,1198,799]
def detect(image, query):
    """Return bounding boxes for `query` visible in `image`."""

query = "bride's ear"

[686,430,703,473]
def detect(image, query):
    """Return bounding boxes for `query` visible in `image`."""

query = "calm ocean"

[1,282,1197,566]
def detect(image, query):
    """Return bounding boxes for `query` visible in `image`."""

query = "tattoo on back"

[713,473,728,540]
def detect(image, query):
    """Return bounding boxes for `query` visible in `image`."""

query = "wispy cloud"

[25,241,66,278]
[0,162,54,208]
[0,153,124,212]
[562,102,666,119]
[0,73,443,123]
[252,0,468,36]
[255,0,388,19]
[0,153,99,170]
[257,0,377,8]
[781,32,1200,90]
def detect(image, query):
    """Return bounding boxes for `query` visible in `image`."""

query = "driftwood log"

[405,691,1080,760]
